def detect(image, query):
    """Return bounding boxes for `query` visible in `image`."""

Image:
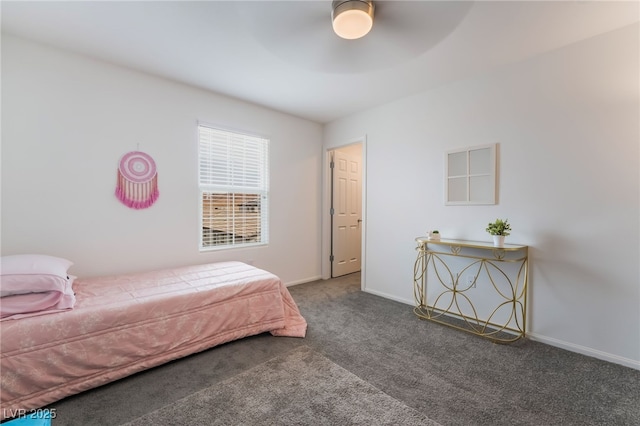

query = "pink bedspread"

[0,261,306,418]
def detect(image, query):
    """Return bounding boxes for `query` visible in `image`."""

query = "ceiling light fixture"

[332,0,375,40]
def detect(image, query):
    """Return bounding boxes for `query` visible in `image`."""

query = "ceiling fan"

[234,1,474,74]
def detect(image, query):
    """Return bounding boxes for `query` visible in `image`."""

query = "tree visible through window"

[198,124,269,249]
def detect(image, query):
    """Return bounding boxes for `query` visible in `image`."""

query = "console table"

[413,237,529,343]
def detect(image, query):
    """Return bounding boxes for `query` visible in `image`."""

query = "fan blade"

[235,1,473,74]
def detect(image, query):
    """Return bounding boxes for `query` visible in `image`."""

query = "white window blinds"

[198,124,269,249]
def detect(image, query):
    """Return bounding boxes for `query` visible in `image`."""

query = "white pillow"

[0,254,74,297]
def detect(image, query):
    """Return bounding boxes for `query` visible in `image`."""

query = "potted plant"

[427,230,440,240]
[486,219,511,247]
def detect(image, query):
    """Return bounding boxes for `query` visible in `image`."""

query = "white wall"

[1,35,324,286]
[324,24,640,368]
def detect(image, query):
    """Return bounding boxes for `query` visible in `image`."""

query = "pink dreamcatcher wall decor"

[115,151,159,209]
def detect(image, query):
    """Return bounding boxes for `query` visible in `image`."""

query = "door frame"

[322,137,367,289]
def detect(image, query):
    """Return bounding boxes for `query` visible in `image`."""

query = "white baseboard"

[527,332,640,371]
[284,275,322,287]
[362,288,414,306]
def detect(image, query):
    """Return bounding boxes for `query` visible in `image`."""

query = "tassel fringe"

[115,170,159,209]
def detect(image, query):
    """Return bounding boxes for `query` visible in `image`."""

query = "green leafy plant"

[486,219,511,236]
[432,230,439,234]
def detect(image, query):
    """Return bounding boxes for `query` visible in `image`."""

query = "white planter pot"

[492,235,505,247]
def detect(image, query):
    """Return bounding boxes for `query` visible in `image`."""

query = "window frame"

[197,123,270,251]
[445,143,497,205]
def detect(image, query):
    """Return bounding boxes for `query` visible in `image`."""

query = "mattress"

[0,261,307,417]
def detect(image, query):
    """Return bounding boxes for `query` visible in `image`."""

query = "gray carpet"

[45,272,640,425]
[122,346,440,426]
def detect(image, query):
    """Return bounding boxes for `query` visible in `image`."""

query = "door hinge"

[330,161,335,169]
[330,255,334,262]
[330,207,334,215]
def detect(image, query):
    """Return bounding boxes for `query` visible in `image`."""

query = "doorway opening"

[326,142,364,279]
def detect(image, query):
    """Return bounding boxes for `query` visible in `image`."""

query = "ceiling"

[2,1,638,123]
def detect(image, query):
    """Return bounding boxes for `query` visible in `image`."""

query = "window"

[198,124,269,250]
[445,143,497,205]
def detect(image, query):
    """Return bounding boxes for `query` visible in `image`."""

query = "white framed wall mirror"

[445,143,497,205]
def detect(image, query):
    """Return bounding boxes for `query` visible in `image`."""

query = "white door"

[331,149,362,277]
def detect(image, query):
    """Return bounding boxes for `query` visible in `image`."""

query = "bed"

[0,260,307,418]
